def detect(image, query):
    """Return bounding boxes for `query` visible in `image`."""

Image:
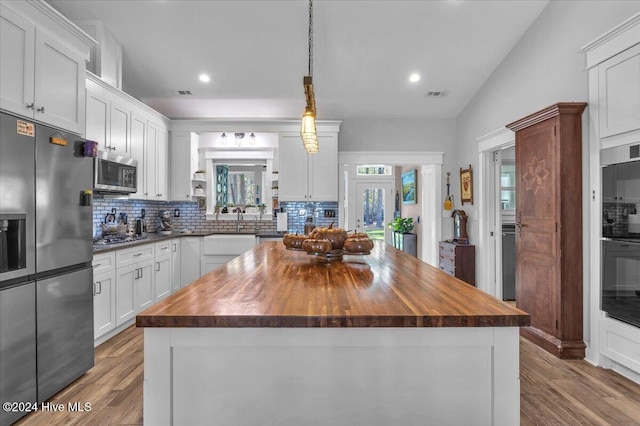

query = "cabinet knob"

[26,103,35,109]
[37,106,45,113]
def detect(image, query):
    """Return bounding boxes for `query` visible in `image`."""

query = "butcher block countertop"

[136,241,530,328]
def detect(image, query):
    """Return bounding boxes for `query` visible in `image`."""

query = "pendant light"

[300,0,319,154]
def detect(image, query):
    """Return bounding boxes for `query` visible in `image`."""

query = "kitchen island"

[137,241,529,426]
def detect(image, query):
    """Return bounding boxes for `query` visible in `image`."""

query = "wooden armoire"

[506,102,587,359]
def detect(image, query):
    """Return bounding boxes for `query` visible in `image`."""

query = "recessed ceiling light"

[199,74,210,83]
[409,73,420,83]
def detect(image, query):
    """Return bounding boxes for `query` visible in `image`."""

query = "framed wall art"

[460,165,473,205]
[401,169,417,205]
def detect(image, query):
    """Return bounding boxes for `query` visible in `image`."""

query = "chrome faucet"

[236,209,244,232]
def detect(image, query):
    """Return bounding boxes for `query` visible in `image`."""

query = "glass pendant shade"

[304,135,319,154]
[301,107,318,153]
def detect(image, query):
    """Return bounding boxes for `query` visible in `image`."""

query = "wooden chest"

[438,241,476,286]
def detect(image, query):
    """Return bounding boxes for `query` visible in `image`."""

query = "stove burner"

[93,235,146,245]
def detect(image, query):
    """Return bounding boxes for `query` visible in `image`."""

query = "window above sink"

[204,148,275,221]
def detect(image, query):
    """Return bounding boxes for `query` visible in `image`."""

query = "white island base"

[143,327,520,426]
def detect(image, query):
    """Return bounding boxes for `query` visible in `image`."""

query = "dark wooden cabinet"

[506,102,587,359]
[438,241,475,286]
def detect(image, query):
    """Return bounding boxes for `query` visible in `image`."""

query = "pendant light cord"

[308,0,313,77]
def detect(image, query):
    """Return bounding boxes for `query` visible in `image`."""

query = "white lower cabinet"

[114,244,155,326]
[115,264,137,326]
[135,258,155,312]
[180,237,201,287]
[171,239,181,293]
[93,252,116,340]
[154,241,172,302]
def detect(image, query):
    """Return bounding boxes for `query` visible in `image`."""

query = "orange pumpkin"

[283,233,308,250]
[302,238,333,254]
[344,237,374,253]
[309,222,347,250]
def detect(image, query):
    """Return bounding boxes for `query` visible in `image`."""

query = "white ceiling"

[49,0,549,121]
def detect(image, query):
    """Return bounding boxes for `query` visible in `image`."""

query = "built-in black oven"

[601,239,640,328]
[601,143,640,327]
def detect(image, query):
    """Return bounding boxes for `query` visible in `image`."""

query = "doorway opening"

[477,128,515,297]
[339,152,443,266]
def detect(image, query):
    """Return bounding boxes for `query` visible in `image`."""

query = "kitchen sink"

[202,234,257,255]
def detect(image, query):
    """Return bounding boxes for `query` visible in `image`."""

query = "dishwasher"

[502,224,516,300]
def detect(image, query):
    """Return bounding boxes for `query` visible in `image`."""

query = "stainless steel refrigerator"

[0,111,94,425]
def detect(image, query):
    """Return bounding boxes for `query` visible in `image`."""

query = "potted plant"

[258,203,267,215]
[388,217,417,256]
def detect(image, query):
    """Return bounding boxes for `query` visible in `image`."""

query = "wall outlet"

[174,209,181,218]
[324,209,336,218]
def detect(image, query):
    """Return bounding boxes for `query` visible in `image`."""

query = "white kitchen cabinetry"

[92,252,116,340]
[130,113,147,199]
[85,87,129,155]
[85,72,169,200]
[145,121,168,200]
[598,43,640,140]
[181,237,201,287]
[0,2,93,135]
[278,134,338,201]
[115,244,154,324]
[170,132,201,201]
[171,239,181,293]
[154,241,172,302]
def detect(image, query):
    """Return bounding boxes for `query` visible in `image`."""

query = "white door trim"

[476,128,515,297]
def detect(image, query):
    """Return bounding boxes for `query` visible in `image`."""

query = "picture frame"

[460,165,473,205]
[401,169,417,205]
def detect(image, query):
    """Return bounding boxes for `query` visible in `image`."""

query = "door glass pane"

[501,189,516,210]
[362,188,385,241]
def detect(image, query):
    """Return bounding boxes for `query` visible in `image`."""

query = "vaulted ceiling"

[49,0,549,120]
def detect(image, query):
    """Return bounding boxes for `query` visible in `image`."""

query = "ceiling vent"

[425,90,449,98]
[177,90,192,95]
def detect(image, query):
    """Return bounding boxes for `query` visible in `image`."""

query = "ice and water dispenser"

[0,214,26,274]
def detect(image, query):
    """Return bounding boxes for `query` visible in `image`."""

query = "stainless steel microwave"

[94,151,137,194]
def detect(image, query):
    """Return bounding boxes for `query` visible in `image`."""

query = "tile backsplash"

[92,199,339,236]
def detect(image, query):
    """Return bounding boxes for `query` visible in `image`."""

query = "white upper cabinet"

[85,82,130,156]
[85,89,109,148]
[170,132,201,201]
[85,72,169,199]
[278,133,338,202]
[598,43,640,139]
[129,112,147,199]
[0,2,93,135]
[144,121,168,200]
[109,100,130,154]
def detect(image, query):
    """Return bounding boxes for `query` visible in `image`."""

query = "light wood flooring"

[14,325,640,425]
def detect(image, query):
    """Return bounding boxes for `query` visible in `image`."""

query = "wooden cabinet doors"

[515,118,559,338]
[508,102,587,359]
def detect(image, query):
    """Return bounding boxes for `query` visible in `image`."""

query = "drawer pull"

[134,253,142,257]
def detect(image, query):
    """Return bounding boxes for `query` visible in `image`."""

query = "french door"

[354,181,394,246]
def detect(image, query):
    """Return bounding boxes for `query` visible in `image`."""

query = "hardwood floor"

[14,326,640,425]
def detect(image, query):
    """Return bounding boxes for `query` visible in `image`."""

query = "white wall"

[455,0,640,250]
